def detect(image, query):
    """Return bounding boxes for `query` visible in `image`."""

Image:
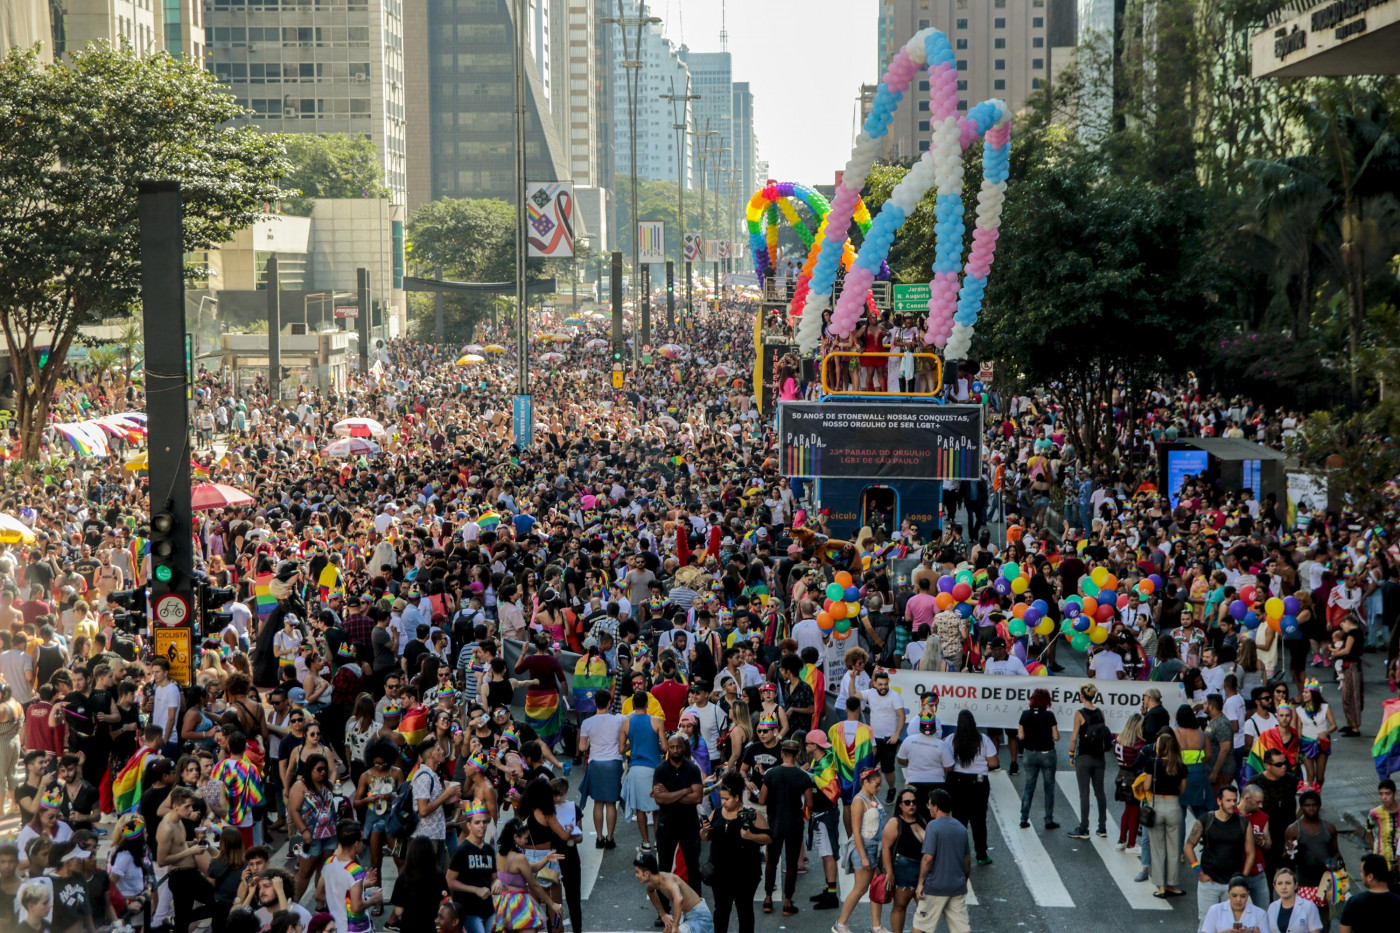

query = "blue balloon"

[955,602,974,619]
[1243,611,1260,630]
[1031,599,1049,615]
[1281,614,1299,634]
[844,585,860,602]
[972,381,984,394]
[1072,615,1092,632]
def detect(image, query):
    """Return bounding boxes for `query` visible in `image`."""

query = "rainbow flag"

[254,571,276,624]
[809,748,840,805]
[801,663,825,730]
[1242,727,1299,783]
[572,655,612,714]
[1373,697,1400,779]
[343,861,372,933]
[826,720,875,804]
[128,537,147,587]
[397,706,430,746]
[524,691,563,748]
[213,755,265,825]
[318,563,342,602]
[112,747,154,814]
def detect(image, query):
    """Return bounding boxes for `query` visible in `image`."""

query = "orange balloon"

[828,601,848,621]
[816,612,834,629]
[1267,616,1281,632]
[834,571,853,589]
[1012,603,1027,619]
[935,592,956,611]
[1138,578,1155,595]
[1081,596,1099,617]
[1103,574,1118,592]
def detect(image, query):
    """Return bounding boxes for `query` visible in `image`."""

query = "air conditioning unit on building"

[355,72,369,82]
[284,107,297,116]
[290,323,309,335]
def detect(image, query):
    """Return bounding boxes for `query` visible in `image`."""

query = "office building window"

[994,0,1006,6]
[994,17,1005,28]
[1034,36,1044,48]
[920,139,930,152]
[918,119,929,132]
[919,18,929,28]
[957,79,967,90]
[1032,77,1043,88]
[955,18,967,30]
[1033,16,1044,27]
[957,59,967,70]
[919,79,929,91]
[994,79,1005,90]
[1033,58,1044,69]
[956,38,967,49]
[957,99,967,111]
[994,59,1005,70]
[994,38,1005,49]
[918,100,929,111]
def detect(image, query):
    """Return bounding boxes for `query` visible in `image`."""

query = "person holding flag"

[804,729,842,910]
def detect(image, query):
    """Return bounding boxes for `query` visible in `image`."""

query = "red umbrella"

[191,483,256,511]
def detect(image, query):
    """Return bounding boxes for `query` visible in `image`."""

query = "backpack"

[384,769,421,838]
[1079,709,1113,757]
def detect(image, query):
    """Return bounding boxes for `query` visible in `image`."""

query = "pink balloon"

[581,495,596,509]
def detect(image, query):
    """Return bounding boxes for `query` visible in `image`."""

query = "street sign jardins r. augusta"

[892,283,931,314]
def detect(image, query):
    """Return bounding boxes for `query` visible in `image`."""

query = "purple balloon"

[1023,608,1043,625]
[993,577,1012,595]
[1012,640,1028,663]
[1064,602,1082,618]
[1149,574,1163,589]
[938,575,955,594]
[1283,596,1301,616]
[1229,600,1248,621]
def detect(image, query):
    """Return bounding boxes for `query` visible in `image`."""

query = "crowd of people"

[0,291,1399,933]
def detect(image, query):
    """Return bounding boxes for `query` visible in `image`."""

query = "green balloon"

[1008,620,1027,638]
[1082,579,1101,598]
[834,617,852,634]
[826,583,844,601]
[1065,595,1083,607]
[1070,632,1090,652]
[1002,562,1020,581]
[1061,618,1075,635]
[955,570,974,586]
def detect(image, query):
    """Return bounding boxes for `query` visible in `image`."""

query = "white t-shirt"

[1200,664,1228,696]
[1199,900,1267,933]
[946,733,998,774]
[863,687,905,739]
[273,629,301,664]
[152,680,183,743]
[17,821,73,861]
[322,854,357,933]
[835,669,871,710]
[896,732,954,783]
[684,702,728,760]
[257,902,312,933]
[983,656,1028,676]
[1090,650,1125,680]
[790,618,825,658]
[227,601,252,637]
[1223,693,1247,749]
[579,712,624,761]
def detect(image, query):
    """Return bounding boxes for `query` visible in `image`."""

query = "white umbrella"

[585,338,609,349]
[655,415,679,429]
[463,344,485,353]
[539,352,565,363]
[332,417,387,438]
[324,437,382,458]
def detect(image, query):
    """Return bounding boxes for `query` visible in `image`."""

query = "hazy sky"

[647,0,879,187]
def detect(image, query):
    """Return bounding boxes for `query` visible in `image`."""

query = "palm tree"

[1249,87,1400,403]
[116,317,144,378]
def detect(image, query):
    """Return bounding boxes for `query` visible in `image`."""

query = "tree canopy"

[0,42,289,460]
[279,132,390,216]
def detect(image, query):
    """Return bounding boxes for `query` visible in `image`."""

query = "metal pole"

[610,251,624,353]
[661,74,698,326]
[666,260,675,330]
[268,256,281,402]
[514,0,528,399]
[685,260,693,324]
[356,267,370,371]
[640,264,650,346]
[434,265,444,338]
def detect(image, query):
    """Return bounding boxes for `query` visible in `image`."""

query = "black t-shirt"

[111,703,141,762]
[448,840,497,918]
[60,779,101,823]
[1338,889,1400,932]
[139,785,173,857]
[760,764,811,834]
[53,874,92,930]
[1018,708,1058,752]
[653,758,703,832]
[740,740,782,782]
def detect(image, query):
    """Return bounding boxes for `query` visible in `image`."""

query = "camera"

[738,807,758,830]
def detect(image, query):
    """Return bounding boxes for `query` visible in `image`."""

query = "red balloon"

[1239,585,1257,605]
[1094,604,1115,625]
[951,582,973,602]
[1116,594,1129,609]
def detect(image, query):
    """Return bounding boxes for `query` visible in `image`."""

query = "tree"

[614,175,729,262]
[0,43,288,461]
[279,133,390,216]
[973,146,1230,468]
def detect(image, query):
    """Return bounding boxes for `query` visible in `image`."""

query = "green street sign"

[892,283,932,313]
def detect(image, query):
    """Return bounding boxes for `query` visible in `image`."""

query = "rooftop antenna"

[719,0,727,52]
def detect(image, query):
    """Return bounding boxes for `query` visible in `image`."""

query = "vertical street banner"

[683,233,702,262]
[718,241,731,260]
[526,182,574,258]
[777,402,983,480]
[638,222,666,264]
[704,239,722,262]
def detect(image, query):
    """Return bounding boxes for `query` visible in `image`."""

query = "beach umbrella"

[323,437,381,458]
[191,483,256,511]
[483,344,508,354]
[455,354,485,365]
[585,338,609,350]
[0,514,36,545]
[539,352,565,363]
[655,415,679,429]
[563,316,586,326]
[332,417,386,438]
[463,343,485,353]
[542,333,572,343]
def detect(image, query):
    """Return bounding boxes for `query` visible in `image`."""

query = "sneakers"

[1067,828,1090,839]
[1115,842,1127,852]
[1008,762,1019,776]
[976,856,993,866]
[1045,821,1060,830]
[1096,829,1108,838]
[812,892,840,911]
[885,787,896,805]
[1019,820,1030,828]
[1134,869,1149,883]
[1125,846,1142,855]
[832,923,853,933]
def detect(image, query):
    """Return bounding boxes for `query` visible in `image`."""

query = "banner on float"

[777,401,983,481]
[886,669,1187,732]
[526,182,574,257]
[638,222,666,264]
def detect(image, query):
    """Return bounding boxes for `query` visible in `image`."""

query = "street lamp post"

[661,75,699,329]
[688,121,717,313]
[706,140,729,307]
[603,0,661,356]
[512,0,530,446]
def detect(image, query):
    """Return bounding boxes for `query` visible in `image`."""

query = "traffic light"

[108,587,148,636]
[149,505,180,590]
[612,348,623,364]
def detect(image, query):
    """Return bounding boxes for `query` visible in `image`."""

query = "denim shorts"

[363,808,390,836]
[894,854,921,890]
[300,836,335,859]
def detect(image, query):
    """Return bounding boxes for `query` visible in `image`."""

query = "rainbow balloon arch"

[761,27,1013,366]
[746,180,886,320]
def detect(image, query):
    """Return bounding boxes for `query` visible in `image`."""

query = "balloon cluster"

[1057,568,1164,652]
[1228,585,1302,640]
[744,181,885,321]
[816,571,862,639]
[795,28,1013,362]
[930,563,1055,643]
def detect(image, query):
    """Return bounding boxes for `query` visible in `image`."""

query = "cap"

[805,729,831,749]
[758,682,777,693]
[781,739,801,754]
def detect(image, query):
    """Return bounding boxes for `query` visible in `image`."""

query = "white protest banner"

[886,669,1187,732]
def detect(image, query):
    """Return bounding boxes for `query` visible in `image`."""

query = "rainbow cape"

[112,747,155,813]
[572,655,612,714]
[318,563,343,602]
[801,663,825,729]
[397,706,430,746]
[1242,726,1299,783]
[826,720,875,804]
[254,571,276,624]
[212,754,265,825]
[128,537,148,587]
[1373,697,1400,780]
[808,747,841,805]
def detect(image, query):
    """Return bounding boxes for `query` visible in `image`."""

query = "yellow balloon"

[846,601,861,616]
[1010,576,1029,594]
[1090,567,1110,588]
[1089,625,1109,644]
[1034,619,1054,636]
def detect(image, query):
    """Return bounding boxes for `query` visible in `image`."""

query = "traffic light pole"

[685,261,693,326]
[666,260,675,330]
[138,181,196,683]
[640,264,651,347]
[611,251,625,374]
[267,256,280,402]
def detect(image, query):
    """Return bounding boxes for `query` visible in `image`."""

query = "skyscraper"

[406,0,567,206]
[206,0,407,204]
[878,0,1053,160]
[680,47,732,189]
[731,81,756,197]
[160,0,205,59]
[610,3,691,187]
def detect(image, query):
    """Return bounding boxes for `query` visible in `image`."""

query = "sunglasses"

[900,799,917,806]
[1266,760,1284,768]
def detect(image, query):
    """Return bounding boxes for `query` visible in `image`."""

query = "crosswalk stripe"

[987,771,1076,908]
[1052,772,1170,911]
